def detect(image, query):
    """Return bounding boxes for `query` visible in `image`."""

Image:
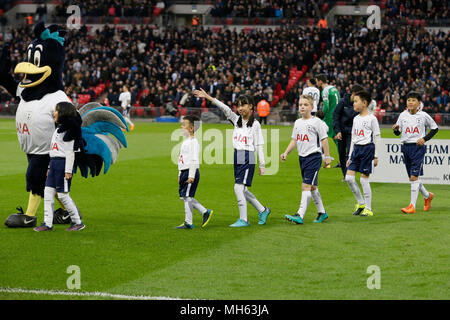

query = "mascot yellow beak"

[14,62,52,88]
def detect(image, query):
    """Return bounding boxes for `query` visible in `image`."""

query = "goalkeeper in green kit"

[316,74,340,167]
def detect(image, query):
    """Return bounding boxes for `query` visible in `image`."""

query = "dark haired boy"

[345,91,381,217]
[392,91,439,214]
[176,115,213,229]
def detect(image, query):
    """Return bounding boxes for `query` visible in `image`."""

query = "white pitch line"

[0,287,183,300]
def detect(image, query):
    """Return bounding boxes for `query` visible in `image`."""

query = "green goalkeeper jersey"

[321,85,340,138]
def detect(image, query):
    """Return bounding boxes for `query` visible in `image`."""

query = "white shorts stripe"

[312,170,318,184]
[243,169,249,185]
[64,178,68,193]
[186,183,191,196]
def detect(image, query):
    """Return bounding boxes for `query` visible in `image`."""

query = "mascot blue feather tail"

[74,104,129,178]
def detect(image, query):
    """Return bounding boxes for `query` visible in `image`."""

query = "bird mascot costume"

[1,22,129,228]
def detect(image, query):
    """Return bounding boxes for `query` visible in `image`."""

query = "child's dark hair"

[55,102,83,150]
[353,90,372,106]
[183,115,200,132]
[406,91,422,101]
[315,74,327,83]
[351,84,365,93]
[236,94,255,128]
[315,110,325,120]
[55,102,78,124]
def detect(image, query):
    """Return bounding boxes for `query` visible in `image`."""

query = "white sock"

[244,186,265,213]
[345,175,364,205]
[183,197,193,225]
[234,183,248,222]
[57,192,81,224]
[297,191,312,219]
[191,197,207,215]
[44,187,56,227]
[125,116,134,126]
[311,188,325,213]
[418,180,430,199]
[360,177,372,211]
[410,180,420,207]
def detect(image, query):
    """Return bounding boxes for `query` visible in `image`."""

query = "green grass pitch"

[0,118,449,300]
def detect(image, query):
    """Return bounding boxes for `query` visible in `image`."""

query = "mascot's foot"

[53,208,71,224]
[4,207,37,228]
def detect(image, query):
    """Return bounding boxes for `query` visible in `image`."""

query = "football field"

[0,118,449,300]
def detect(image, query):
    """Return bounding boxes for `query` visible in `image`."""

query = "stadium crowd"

[53,0,166,18]
[311,15,448,114]
[210,0,333,19]
[384,0,449,22]
[0,23,324,116]
[0,1,448,117]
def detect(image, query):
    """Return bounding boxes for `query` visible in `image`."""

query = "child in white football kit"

[34,102,85,231]
[303,78,320,115]
[118,85,135,131]
[176,115,213,229]
[193,88,271,227]
[345,91,381,217]
[392,91,438,214]
[281,95,332,224]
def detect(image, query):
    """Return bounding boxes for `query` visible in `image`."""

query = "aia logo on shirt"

[16,122,30,135]
[51,142,59,151]
[296,134,310,142]
[354,129,365,137]
[234,134,248,144]
[405,127,419,134]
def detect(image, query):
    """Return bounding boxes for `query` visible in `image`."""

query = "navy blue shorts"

[26,154,50,197]
[299,152,322,186]
[46,157,72,193]
[402,144,425,177]
[348,143,375,175]
[234,150,255,186]
[179,169,200,198]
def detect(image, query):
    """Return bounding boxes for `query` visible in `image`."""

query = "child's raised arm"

[193,88,239,124]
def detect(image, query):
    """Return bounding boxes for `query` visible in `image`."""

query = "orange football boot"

[424,192,434,211]
[401,204,415,214]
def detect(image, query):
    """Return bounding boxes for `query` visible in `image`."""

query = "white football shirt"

[213,99,264,152]
[302,86,320,112]
[49,127,75,173]
[119,91,131,108]
[178,136,200,178]
[395,110,438,143]
[15,89,71,155]
[291,117,328,157]
[351,114,381,145]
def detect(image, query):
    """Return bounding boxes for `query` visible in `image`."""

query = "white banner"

[371,138,450,184]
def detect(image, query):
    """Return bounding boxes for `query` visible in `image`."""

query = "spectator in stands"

[35,3,47,23]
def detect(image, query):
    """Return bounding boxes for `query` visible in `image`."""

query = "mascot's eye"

[33,50,41,67]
